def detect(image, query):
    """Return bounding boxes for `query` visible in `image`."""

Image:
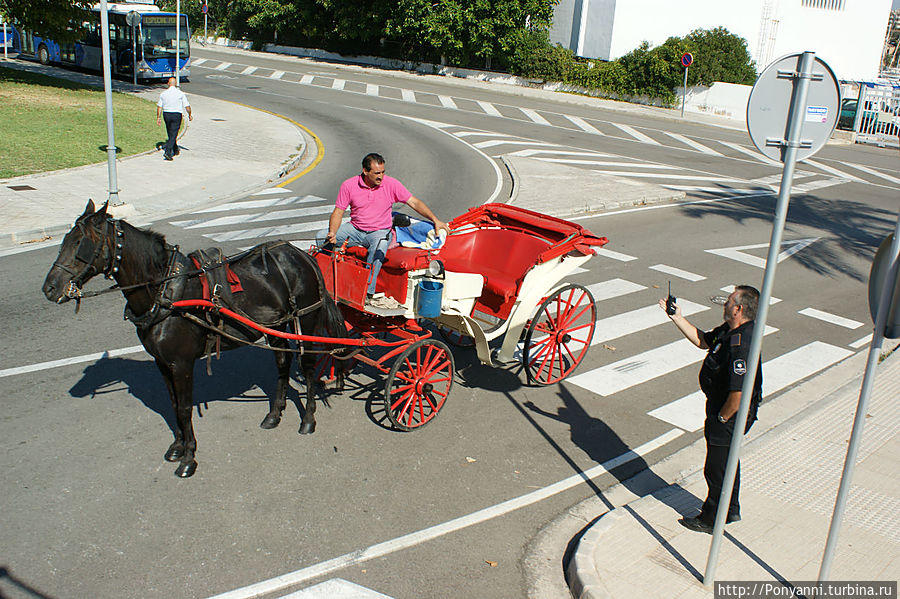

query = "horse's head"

[42,200,115,304]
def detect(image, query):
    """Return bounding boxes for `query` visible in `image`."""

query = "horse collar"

[105,218,125,279]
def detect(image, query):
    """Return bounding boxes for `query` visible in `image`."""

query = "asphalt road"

[1,46,898,599]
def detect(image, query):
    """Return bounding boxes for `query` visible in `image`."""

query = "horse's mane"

[122,220,171,275]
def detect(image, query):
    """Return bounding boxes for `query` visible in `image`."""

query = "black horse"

[42,200,346,478]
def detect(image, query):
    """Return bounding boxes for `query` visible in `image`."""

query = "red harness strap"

[189,257,244,300]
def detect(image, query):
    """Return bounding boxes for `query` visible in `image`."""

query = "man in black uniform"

[659,285,763,533]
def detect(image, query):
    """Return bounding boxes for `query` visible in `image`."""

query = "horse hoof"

[165,447,184,462]
[175,460,197,478]
[298,421,316,435]
[260,414,281,429]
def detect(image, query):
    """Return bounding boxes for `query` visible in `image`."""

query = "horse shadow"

[67,348,306,433]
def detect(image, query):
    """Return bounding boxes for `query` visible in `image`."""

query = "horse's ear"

[97,201,109,217]
[82,199,96,217]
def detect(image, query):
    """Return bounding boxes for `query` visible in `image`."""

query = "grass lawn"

[0,66,163,178]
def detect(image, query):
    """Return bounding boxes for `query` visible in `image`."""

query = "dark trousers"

[699,443,740,524]
[163,111,182,158]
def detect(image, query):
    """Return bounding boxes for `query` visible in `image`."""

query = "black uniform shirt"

[699,320,762,446]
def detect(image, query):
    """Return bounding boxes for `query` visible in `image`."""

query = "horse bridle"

[53,217,124,301]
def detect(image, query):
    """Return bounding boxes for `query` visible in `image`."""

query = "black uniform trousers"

[700,443,741,524]
[163,111,182,158]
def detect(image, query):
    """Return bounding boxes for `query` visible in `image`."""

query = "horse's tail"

[316,288,346,341]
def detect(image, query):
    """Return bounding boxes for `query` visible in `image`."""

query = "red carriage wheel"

[384,339,454,431]
[523,284,596,385]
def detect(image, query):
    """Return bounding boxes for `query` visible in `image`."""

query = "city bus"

[13,1,189,82]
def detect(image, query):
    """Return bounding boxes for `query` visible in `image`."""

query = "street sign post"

[703,51,839,586]
[681,52,693,118]
[868,232,900,339]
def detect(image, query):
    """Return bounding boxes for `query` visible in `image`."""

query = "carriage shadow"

[67,348,311,433]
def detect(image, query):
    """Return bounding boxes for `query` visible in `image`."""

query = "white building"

[551,0,892,81]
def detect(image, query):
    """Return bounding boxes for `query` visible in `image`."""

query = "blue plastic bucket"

[416,280,443,318]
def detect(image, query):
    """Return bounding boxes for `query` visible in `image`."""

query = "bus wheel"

[38,45,50,65]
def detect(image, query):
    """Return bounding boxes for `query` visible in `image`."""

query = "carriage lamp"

[428,259,445,278]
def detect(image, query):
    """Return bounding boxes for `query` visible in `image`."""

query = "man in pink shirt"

[317,153,448,306]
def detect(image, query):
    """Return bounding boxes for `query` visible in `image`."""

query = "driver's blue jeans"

[316,223,391,295]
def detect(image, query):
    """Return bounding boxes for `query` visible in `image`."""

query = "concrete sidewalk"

[0,58,310,248]
[566,347,899,598]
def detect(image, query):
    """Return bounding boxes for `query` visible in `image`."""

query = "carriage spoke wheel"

[385,339,454,431]
[523,284,596,385]
[437,324,475,348]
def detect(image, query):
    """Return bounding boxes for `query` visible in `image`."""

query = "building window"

[801,0,846,10]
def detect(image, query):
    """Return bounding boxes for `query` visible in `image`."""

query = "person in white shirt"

[156,77,192,161]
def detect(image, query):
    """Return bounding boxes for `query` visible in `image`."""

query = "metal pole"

[132,25,137,86]
[3,19,8,60]
[175,0,180,85]
[682,66,688,117]
[819,210,900,581]
[703,51,818,586]
[204,1,207,42]
[98,0,121,205]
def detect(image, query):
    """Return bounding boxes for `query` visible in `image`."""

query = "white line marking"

[250,187,291,196]
[595,248,637,262]
[175,205,335,229]
[206,220,328,242]
[192,58,207,65]
[591,299,709,346]
[802,159,863,182]
[214,62,232,71]
[365,83,379,96]
[455,131,515,138]
[564,114,603,134]
[661,186,768,196]
[401,89,416,102]
[579,170,745,182]
[299,74,314,85]
[476,100,503,117]
[850,334,873,349]
[509,149,615,158]
[270,70,284,80]
[204,429,684,599]
[719,141,781,166]
[190,196,299,214]
[537,158,680,170]
[845,162,900,185]
[240,66,256,75]
[720,285,780,304]
[331,78,345,90]
[1,346,146,379]
[569,326,777,396]
[799,307,864,329]
[282,579,393,598]
[648,341,852,431]
[664,133,722,156]
[436,95,456,109]
[610,123,660,145]
[649,264,706,282]
[792,178,849,193]
[705,238,820,269]
[585,278,646,302]
[520,108,550,125]
[473,140,561,149]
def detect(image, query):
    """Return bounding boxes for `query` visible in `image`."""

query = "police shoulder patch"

[730,333,741,346]
[733,359,747,375]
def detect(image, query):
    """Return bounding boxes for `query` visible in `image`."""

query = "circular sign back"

[746,53,840,163]
[681,52,693,67]
[126,10,140,27]
[868,233,900,339]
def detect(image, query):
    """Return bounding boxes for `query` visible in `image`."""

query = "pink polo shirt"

[336,174,412,231]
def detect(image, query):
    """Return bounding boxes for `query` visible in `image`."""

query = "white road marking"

[664,132,722,156]
[520,108,550,125]
[204,429,684,599]
[590,299,709,346]
[564,114,603,134]
[792,177,850,193]
[799,307,865,329]
[649,264,706,282]
[661,186,769,196]
[331,78,345,90]
[214,62,232,71]
[174,205,335,229]
[1,346,146,379]
[438,95,457,109]
[648,341,853,431]
[206,220,328,242]
[536,158,680,169]
[719,141,782,166]
[802,159,863,182]
[610,123,660,145]
[583,171,744,182]
[473,140,560,149]
[595,248,637,262]
[705,238,820,269]
[190,196,301,214]
[850,334,873,349]
[509,149,614,158]
[283,579,393,598]
[365,83,379,96]
[401,89,416,102]
[585,278,646,302]
[192,58,207,65]
[299,74,314,85]
[455,131,514,138]
[845,162,900,185]
[240,66,256,75]
[270,70,285,80]
[476,100,503,117]
[569,326,777,396]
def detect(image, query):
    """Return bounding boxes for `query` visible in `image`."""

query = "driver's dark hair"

[362,153,385,171]
[734,285,760,321]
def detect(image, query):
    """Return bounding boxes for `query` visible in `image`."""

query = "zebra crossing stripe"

[590,299,709,346]
[509,149,615,158]
[792,177,850,192]
[366,83,379,96]
[595,248,637,262]
[456,131,515,138]
[592,171,743,182]
[332,79,346,90]
[564,114,603,135]
[476,100,503,117]
[241,66,256,75]
[803,159,863,182]
[585,278,646,302]
[649,264,706,282]
[473,140,560,149]
[300,74,314,85]
[569,326,777,396]
[191,196,302,214]
[611,123,661,145]
[271,71,285,80]
[537,158,679,169]
[205,221,328,242]
[798,307,864,329]
[719,141,781,166]
[844,162,900,185]
[850,334,873,349]
[660,186,769,196]
[282,578,393,598]
[438,95,457,109]
[520,108,550,125]
[192,58,207,65]
[215,62,232,71]
[175,205,335,230]
[647,341,852,431]
[664,132,723,156]
[401,89,416,102]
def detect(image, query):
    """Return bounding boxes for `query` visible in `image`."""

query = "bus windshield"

[140,16,189,59]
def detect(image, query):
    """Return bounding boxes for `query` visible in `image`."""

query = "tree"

[0,0,92,42]
[685,26,757,86]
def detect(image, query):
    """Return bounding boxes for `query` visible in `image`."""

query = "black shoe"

[727,513,741,524]
[164,155,173,161]
[678,516,714,534]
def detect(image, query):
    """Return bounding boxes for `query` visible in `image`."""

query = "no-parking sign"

[681,52,693,68]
